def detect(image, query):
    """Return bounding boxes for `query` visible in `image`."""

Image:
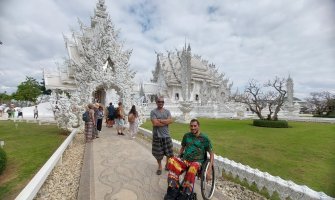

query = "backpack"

[108,105,115,116]
[128,113,135,123]
[115,107,122,118]
[82,111,90,122]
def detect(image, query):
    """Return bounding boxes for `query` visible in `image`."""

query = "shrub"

[313,114,335,118]
[0,147,7,175]
[253,119,288,128]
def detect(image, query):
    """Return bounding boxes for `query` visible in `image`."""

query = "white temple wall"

[140,93,301,121]
[140,83,159,95]
[168,87,174,102]
[163,81,207,104]
[193,81,202,102]
[171,86,183,102]
[142,102,237,120]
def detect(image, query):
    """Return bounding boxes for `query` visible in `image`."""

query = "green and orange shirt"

[181,132,213,163]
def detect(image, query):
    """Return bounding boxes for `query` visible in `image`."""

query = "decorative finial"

[187,43,191,51]
[184,36,187,50]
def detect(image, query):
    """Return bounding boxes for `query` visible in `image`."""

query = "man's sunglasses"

[157,101,164,103]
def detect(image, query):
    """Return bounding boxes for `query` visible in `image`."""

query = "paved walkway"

[78,126,224,200]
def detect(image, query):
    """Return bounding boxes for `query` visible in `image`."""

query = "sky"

[0,0,334,99]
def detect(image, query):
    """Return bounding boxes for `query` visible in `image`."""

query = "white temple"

[44,0,136,107]
[43,0,139,130]
[150,44,232,104]
[143,44,242,122]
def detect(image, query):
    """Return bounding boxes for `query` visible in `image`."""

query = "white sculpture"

[45,0,137,131]
[50,92,82,131]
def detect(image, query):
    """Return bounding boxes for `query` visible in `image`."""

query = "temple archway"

[94,88,106,105]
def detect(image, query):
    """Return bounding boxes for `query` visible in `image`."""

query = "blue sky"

[0,0,335,99]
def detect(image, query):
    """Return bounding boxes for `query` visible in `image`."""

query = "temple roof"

[154,46,226,87]
[43,69,76,90]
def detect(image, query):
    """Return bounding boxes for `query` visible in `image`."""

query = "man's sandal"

[156,169,162,175]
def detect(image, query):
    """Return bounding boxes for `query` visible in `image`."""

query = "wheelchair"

[200,159,216,199]
[179,156,216,200]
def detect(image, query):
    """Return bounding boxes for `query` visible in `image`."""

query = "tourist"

[84,103,95,143]
[107,102,115,127]
[93,103,100,138]
[96,105,104,135]
[0,106,3,117]
[6,108,10,118]
[115,102,125,135]
[53,103,60,115]
[33,105,38,119]
[150,96,173,175]
[164,119,214,200]
[128,105,139,139]
[6,107,14,118]
[17,107,23,118]
[7,104,16,118]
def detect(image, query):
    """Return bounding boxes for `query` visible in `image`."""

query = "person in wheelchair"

[164,119,214,200]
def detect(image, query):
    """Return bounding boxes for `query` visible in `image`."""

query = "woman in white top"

[128,105,139,139]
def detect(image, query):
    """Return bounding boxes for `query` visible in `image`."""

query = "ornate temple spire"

[176,43,192,101]
[287,75,294,106]
[139,83,145,97]
[151,52,161,82]
[91,0,108,27]
[187,43,191,52]
[184,37,187,50]
[156,52,161,66]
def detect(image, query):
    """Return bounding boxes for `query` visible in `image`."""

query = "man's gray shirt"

[150,108,171,138]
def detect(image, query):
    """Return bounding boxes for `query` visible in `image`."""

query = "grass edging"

[0,147,7,175]
[15,128,78,200]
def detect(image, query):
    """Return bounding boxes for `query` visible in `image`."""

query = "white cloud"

[0,0,334,100]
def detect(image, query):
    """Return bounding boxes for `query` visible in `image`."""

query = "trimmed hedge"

[313,115,335,118]
[313,111,335,118]
[0,148,7,175]
[253,119,289,128]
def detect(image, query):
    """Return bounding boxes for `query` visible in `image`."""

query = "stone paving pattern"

[86,127,222,200]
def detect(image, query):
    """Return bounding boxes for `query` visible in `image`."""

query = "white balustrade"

[15,129,78,200]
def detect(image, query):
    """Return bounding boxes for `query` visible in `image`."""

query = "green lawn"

[141,118,335,197]
[0,120,66,199]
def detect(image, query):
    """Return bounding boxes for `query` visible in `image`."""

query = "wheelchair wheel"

[200,160,215,200]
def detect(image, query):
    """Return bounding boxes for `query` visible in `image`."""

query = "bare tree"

[264,90,277,120]
[305,91,335,115]
[233,79,267,119]
[233,77,287,120]
[264,77,287,120]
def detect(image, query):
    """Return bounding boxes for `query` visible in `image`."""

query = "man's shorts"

[152,136,174,160]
